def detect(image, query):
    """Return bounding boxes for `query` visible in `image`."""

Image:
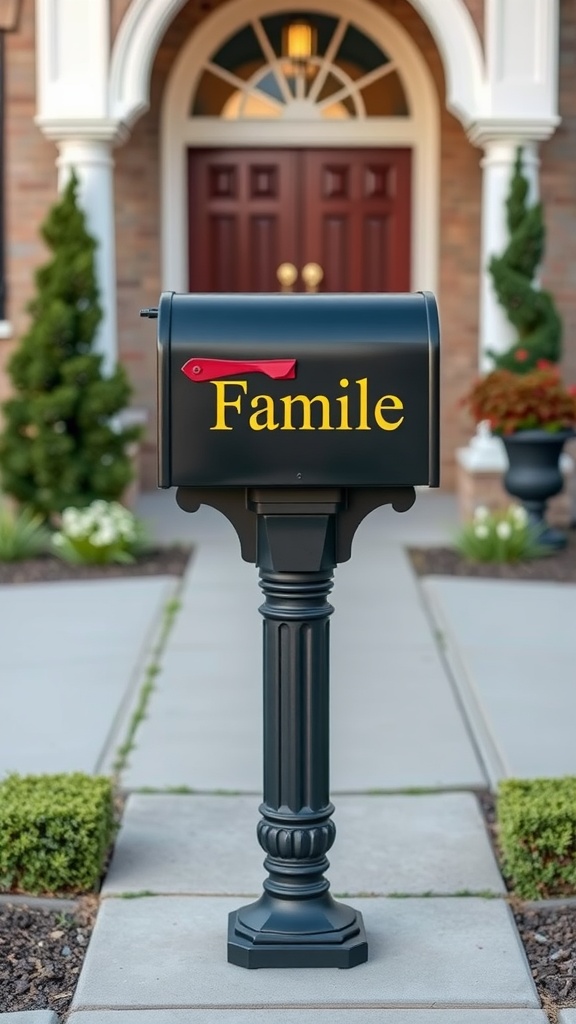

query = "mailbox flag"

[182,358,297,382]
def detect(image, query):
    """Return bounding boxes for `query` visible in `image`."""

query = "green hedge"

[0,772,115,894]
[497,777,576,900]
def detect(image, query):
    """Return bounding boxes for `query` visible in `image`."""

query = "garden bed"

[408,527,576,583]
[0,545,192,585]
[0,897,97,1015]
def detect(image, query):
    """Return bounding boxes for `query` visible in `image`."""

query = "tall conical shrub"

[487,148,562,373]
[0,172,139,522]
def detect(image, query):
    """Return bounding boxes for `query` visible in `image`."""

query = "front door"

[188,149,411,292]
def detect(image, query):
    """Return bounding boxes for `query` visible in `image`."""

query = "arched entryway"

[159,0,440,295]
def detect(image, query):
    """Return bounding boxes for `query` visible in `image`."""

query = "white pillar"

[53,135,118,375]
[477,138,540,372]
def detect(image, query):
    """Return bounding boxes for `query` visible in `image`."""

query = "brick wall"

[540,0,576,391]
[1,0,57,401]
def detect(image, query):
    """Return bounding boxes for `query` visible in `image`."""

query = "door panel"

[188,148,411,292]
[302,149,411,292]
[188,151,298,291]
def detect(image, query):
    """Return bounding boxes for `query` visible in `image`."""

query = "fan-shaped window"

[191,13,409,120]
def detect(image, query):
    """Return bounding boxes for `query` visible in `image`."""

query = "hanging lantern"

[282,19,317,64]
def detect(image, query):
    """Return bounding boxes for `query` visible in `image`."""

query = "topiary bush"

[0,773,115,894]
[0,172,140,524]
[487,148,562,373]
[497,777,576,899]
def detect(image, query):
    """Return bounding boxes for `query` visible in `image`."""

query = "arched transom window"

[191,13,410,121]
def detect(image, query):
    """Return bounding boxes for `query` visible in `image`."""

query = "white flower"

[474,524,489,539]
[510,505,528,528]
[91,524,118,547]
[496,521,512,540]
[473,506,490,522]
[62,507,81,528]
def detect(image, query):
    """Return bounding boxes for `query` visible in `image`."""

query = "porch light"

[282,19,317,63]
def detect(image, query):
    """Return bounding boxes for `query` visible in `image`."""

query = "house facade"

[1,0,574,489]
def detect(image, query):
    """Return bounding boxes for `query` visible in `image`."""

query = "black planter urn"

[501,429,574,549]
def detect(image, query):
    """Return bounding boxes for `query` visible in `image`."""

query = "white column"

[477,138,540,372]
[54,136,118,375]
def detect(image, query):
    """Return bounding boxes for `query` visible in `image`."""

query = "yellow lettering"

[374,394,404,431]
[280,394,333,431]
[336,378,352,430]
[356,378,370,430]
[249,394,279,431]
[210,380,248,430]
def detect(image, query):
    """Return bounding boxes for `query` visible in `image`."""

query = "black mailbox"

[157,291,440,489]
[147,289,442,971]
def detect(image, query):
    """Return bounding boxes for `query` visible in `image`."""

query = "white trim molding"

[160,0,440,296]
[110,0,189,129]
[406,0,484,126]
[111,0,484,131]
[36,0,110,120]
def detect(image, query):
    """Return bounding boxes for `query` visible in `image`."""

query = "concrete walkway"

[2,488,573,1022]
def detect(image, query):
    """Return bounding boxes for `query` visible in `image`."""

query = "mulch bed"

[0,898,97,1016]
[0,545,193,585]
[409,527,576,583]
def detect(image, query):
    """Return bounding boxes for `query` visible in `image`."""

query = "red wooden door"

[188,149,411,292]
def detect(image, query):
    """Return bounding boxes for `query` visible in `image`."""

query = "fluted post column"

[227,510,367,969]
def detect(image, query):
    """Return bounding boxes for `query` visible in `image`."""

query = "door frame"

[161,0,440,295]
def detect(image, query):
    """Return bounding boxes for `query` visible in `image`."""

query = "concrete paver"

[559,1013,576,1023]
[67,1012,550,1023]
[102,792,504,897]
[0,578,177,777]
[422,577,576,784]
[0,1014,59,1023]
[72,895,538,1009]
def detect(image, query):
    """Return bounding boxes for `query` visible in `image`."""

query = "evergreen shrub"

[0,772,115,894]
[497,777,576,899]
[0,172,139,523]
[488,149,562,373]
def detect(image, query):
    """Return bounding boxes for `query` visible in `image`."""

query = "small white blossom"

[496,521,512,540]
[473,506,490,522]
[474,524,489,539]
[91,525,118,546]
[510,505,528,528]
[53,499,140,563]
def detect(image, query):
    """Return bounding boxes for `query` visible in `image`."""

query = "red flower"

[537,359,553,370]
[515,349,529,362]
[568,385,576,397]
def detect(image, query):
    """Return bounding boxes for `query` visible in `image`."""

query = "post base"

[227,894,368,969]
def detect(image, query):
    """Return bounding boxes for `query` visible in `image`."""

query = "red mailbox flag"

[182,358,297,382]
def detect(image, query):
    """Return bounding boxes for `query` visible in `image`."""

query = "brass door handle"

[302,262,324,293]
[277,263,298,293]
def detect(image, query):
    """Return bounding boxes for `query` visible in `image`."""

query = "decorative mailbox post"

[142,291,440,969]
